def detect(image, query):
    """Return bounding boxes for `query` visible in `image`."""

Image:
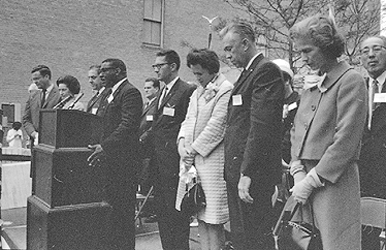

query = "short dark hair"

[101,58,127,75]
[145,77,160,89]
[290,15,345,59]
[89,64,101,72]
[31,65,51,79]
[12,121,22,130]
[56,75,81,95]
[221,21,256,43]
[156,49,181,70]
[187,48,220,74]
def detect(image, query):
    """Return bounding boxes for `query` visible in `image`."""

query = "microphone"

[53,95,72,109]
[68,92,84,109]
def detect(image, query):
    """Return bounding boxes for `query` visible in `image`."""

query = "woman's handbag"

[180,177,206,216]
[272,197,323,250]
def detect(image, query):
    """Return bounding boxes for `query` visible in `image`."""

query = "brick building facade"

[0,0,240,125]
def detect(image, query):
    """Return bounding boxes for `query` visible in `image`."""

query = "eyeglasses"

[152,63,170,70]
[99,67,116,73]
[360,45,386,56]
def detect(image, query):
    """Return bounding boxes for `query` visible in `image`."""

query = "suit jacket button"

[311,105,316,111]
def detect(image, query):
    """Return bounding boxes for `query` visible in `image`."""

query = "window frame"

[143,0,164,47]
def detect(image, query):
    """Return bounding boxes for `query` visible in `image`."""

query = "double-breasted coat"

[291,61,367,250]
[176,74,232,224]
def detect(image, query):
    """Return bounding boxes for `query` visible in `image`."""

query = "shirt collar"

[111,78,126,95]
[148,96,156,105]
[245,52,262,70]
[163,76,179,91]
[97,87,105,96]
[371,70,386,91]
[45,83,54,95]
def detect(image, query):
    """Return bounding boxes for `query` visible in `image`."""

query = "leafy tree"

[220,0,380,72]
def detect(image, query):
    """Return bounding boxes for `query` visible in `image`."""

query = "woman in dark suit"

[289,15,367,249]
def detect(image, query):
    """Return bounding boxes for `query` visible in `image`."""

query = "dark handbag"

[273,198,323,250]
[181,177,206,216]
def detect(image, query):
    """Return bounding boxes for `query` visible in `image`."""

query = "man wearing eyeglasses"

[359,35,386,250]
[88,58,143,250]
[86,65,106,114]
[150,49,196,250]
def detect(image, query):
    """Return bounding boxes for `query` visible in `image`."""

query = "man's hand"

[87,144,105,167]
[238,175,254,204]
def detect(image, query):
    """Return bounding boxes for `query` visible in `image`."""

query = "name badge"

[92,108,98,115]
[146,115,154,121]
[288,102,297,111]
[163,107,175,117]
[374,93,386,103]
[232,94,242,106]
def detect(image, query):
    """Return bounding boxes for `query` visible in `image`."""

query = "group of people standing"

[20,13,386,250]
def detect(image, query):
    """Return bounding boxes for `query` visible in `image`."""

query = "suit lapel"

[158,79,179,110]
[103,80,127,112]
[142,98,156,117]
[87,93,101,112]
[42,86,58,108]
[231,54,264,95]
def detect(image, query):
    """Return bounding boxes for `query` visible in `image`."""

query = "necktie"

[368,79,379,130]
[96,88,112,116]
[41,89,47,107]
[158,87,168,109]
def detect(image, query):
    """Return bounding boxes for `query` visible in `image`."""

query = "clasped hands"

[178,138,197,169]
[290,162,324,204]
[87,144,106,167]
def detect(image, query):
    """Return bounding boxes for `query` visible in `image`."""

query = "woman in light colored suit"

[176,49,232,250]
[289,15,367,249]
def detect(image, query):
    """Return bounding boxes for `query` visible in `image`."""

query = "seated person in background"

[55,75,85,111]
[6,121,24,148]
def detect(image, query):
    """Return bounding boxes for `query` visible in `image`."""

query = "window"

[143,0,163,46]
[1,103,21,124]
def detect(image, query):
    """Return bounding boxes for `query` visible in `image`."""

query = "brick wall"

[0,0,240,120]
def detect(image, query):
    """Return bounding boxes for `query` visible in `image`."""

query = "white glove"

[289,160,306,184]
[290,168,324,204]
[293,171,306,184]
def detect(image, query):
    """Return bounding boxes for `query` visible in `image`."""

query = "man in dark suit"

[23,65,61,146]
[150,50,195,250]
[359,35,386,198]
[86,65,106,114]
[138,77,160,195]
[221,22,284,250]
[359,35,386,250]
[88,58,143,250]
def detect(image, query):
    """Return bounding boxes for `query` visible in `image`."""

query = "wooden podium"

[27,109,112,250]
